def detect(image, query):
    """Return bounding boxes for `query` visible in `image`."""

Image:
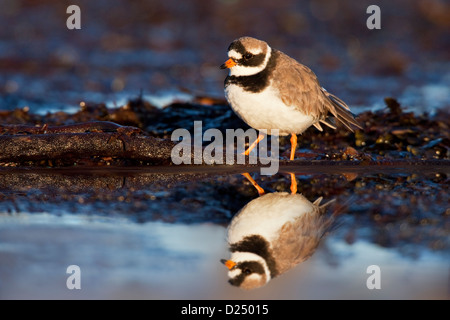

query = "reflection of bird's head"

[221,251,271,290]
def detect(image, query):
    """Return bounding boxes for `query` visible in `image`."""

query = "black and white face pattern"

[226,252,271,290]
[228,261,267,289]
[226,37,272,77]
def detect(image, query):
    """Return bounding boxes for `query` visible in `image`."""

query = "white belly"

[225,84,315,135]
[227,192,316,245]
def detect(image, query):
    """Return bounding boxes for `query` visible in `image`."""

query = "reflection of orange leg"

[242,172,265,196]
[290,173,297,194]
[243,134,265,156]
[290,133,297,160]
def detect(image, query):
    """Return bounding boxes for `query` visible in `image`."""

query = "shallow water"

[0,168,448,299]
[0,213,447,300]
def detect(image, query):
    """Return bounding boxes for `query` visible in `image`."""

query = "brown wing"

[271,209,332,275]
[272,50,362,131]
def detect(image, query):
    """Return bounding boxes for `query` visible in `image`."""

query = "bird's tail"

[312,197,337,241]
[313,197,336,215]
[321,89,363,132]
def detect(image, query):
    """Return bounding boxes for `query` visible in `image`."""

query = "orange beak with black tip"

[220,259,237,270]
[220,58,237,69]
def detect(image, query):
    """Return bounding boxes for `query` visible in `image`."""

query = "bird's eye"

[244,53,253,60]
[243,268,252,275]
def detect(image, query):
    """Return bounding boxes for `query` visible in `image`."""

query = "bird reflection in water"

[221,172,334,290]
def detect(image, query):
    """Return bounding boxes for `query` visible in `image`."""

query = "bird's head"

[220,251,271,290]
[220,36,272,77]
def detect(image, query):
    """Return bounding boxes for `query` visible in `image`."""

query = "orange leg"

[243,134,265,156]
[290,173,297,194]
[290,133,297,160]
[242,172,265,196]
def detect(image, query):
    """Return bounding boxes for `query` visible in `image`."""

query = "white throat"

[229,46,272,77]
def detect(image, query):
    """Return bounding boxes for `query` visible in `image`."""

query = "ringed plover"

[220,36,362,160]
